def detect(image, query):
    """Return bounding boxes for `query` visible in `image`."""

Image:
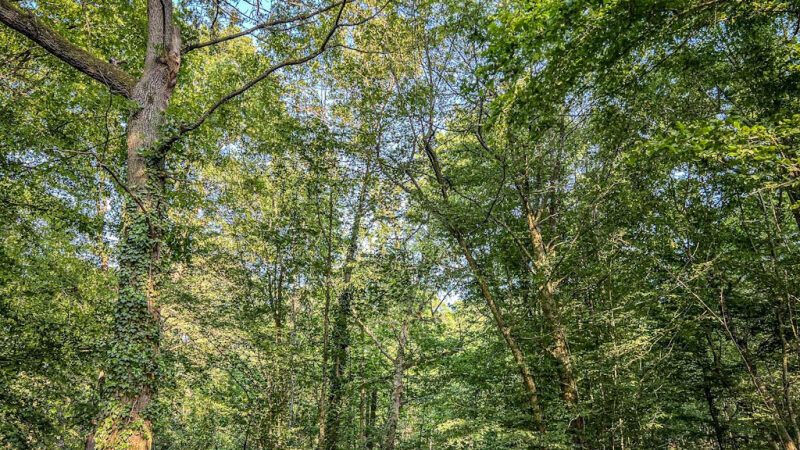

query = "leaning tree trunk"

[420,138,546,432]
[522,202,582,435]
[95,3,180,448]
[454,231,546,432]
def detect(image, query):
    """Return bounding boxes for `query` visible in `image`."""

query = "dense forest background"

[2,0,800,448]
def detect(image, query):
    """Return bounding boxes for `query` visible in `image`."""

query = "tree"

[3,0,800,448]
[0,0,352,446]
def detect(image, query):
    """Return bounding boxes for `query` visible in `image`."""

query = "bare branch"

[160,1,347,150]
[56,148,149,216]
[182,0,351,54]
[338,0,390,27]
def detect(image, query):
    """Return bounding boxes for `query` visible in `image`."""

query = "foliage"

[3,0,800,448]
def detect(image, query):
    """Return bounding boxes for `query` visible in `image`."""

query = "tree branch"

[182,0,350,54]
[160,1,347,150]
[353,310,396,363]
[0,0,136,98]
[55,148,149,216]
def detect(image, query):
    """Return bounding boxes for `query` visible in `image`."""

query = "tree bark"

[0,0,136,97]
[519,189,582,437]
[98,1,180,448]
[0,1,179,447]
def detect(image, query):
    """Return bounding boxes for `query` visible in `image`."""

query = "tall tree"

[0,0,350,446]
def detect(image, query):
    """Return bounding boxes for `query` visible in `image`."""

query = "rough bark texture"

[0,1,178,448]
[97,1,181,448]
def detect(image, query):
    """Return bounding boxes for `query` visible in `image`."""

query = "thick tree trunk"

[96,2,180,448]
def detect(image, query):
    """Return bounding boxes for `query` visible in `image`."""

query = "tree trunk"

[702,365,727,450]
[366,388,378,450]
[0,1,178,447]
[453,231,546,433]
[718,299,797,449]
[522,203,582,435]
[383,315,409,450]
[319,189,335,444]
[96,2,180,448]
[359,328,367,447]
[419,138,546,432]
[324,287,353,450]
[323,160,372,450]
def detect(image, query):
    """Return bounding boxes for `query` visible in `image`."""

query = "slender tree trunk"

[97,2,180,448]
[366,388,378,450]
[718,292,797,450]
[383,307,410,450]
[289,280,301,430]
[319,189,335,444]
[359,328,367,447]
[453,232,546,432]
[324,160,372,450]
[383,350,404,450]
[702,365,727,450]
[420,138,546,432]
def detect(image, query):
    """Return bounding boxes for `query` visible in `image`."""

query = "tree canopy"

[2,0,800,448]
